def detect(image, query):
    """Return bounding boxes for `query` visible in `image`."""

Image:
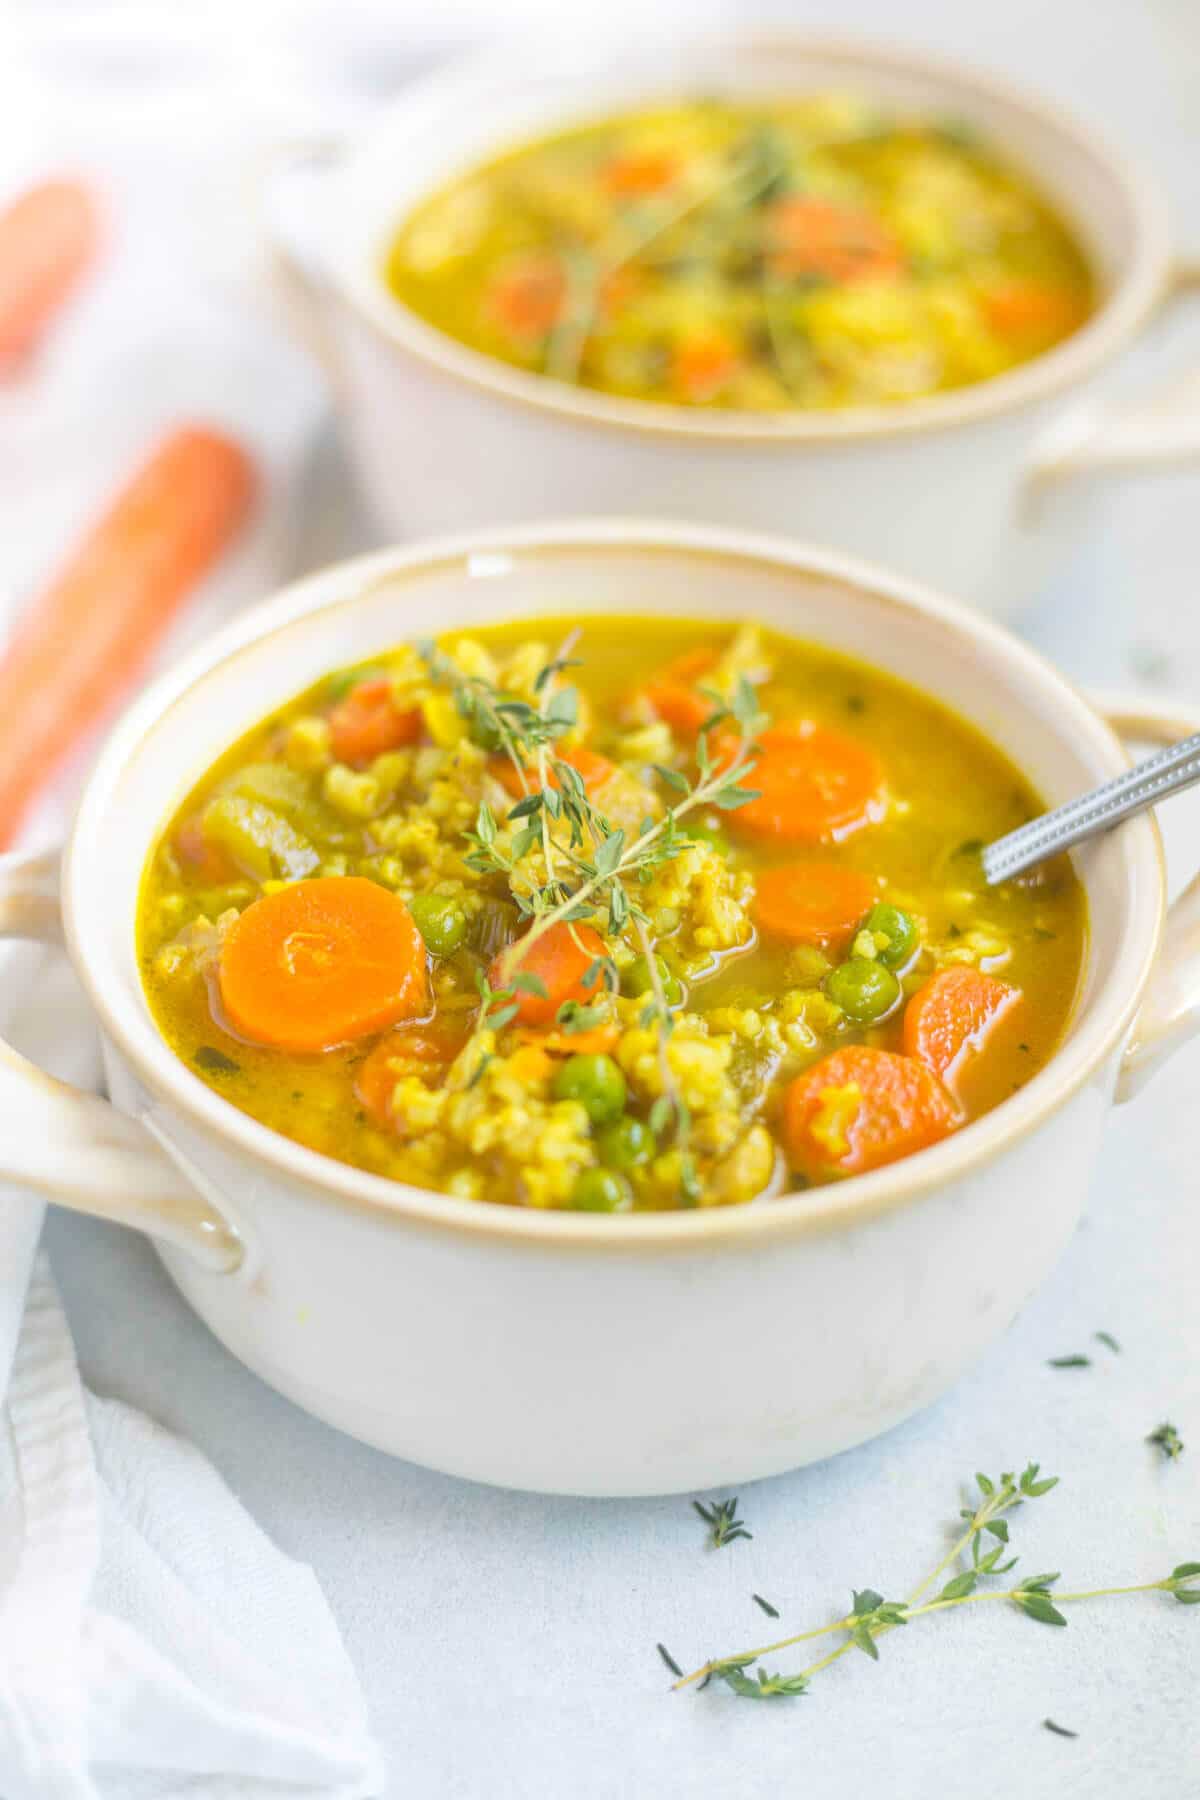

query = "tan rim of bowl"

[64,522,1166,1251]
[336,32,1173,448]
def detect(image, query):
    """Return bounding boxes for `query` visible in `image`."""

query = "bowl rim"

[323,29,1174,448]
[63,519,1166,1251]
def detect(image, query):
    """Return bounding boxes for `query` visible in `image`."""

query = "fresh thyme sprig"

[419,639,763,1197]
[1148,1422,1184,1462]
[671,1465,1199,1700]
[693,1496,752,1550]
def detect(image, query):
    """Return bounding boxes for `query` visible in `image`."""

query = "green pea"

[622,953,683,1006]
[570,1167,634,1213]
[408,892,468,957]
[864,903,918,971]
[552,1053,627,1126]
[685,817,731,857]
[596,1115,655,1171]
[824,956,901,1023]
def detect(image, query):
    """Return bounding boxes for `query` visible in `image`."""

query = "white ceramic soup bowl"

[267,35,1200,619]
[3,522,1199,1497]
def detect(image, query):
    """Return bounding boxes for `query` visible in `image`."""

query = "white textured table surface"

[21,1,1200,1793]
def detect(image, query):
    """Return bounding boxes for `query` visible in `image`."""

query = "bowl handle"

[1024,263,1200,509]
[0,848,243,1272]
[1098,705,1200,1101]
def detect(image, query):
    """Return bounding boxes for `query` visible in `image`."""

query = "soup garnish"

[138,618,1086,1210]
[385,95,1096,412]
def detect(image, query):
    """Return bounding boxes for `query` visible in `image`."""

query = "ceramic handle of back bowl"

[1100,704,1200,1100]
[0,848,243,1272]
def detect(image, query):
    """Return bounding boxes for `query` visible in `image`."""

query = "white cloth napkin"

[0,1256,384,1800]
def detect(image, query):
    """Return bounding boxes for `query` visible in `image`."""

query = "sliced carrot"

[672,331,741,402]
[638,646,720,737]
[755,862,876,950]
[487,920,607,1028]
[982,281,1083,340]
[175,812,237,884]
[766,197,903,285]
[0,178,100,365]
[0,426,255,849]
[902,966,1023,1094]
[490,744,616,802]
[782,1045,959,1178]
[328,677,421,767]
[218,877,428,1053]
[485,252,565,341]
[721,720,883,845]
[601,149,680,197]
[356,1014,471,1125]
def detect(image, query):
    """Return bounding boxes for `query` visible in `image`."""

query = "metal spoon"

[983,731,1200,885]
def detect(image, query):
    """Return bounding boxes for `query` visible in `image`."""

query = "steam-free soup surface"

[385,96,1096,411]
[138,617,1086,1211]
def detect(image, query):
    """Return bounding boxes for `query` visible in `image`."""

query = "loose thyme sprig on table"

[693,1496,752,1550]
[1148,1422,1184,1462]
[418,637,764,1194]
[669,1464,1199,1701]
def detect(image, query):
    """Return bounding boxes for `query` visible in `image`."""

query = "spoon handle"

[983,730,1200,885]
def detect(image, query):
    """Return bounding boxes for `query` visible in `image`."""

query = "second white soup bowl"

[269,35,1199,618]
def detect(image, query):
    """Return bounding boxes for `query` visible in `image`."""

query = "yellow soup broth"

[138,618,1087,1211]
[385,96,1097,411]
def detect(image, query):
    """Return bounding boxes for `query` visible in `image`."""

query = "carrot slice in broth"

[328,678,421,767]
[902,966,1022,1095]
[487,921,607,1028]
[755,862,876,950]
[782,1045,959,1178]
[219,877,428,1053]
[723,720,883,844]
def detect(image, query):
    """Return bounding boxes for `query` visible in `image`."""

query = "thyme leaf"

[1148,1422,1184,1462]
[693,1496,752,1549]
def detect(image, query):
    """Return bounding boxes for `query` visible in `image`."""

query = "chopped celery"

[202,794,319,882]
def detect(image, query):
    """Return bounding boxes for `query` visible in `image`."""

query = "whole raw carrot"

[0,178,100,365]
[0,426,256,846]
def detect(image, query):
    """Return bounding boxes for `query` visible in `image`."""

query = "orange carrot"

[601,149,680,197]
[782,1045,959,1178]
[0,426,256,848]
[487,920,607,1028]
[721,720,883,845]
[0,178,100,366]
[766,196,903,285]
[356,1015,470,1124]
[754,862,876,950]
[485,253,566,341]
[982,281,1083,340]
[902,966,1022,1094]
[328,677,421,767]
[219,877,428,1053]
[672,331,740,402]
[175,812,237,885]
[490,743,616,802]
[638,646,720,736]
